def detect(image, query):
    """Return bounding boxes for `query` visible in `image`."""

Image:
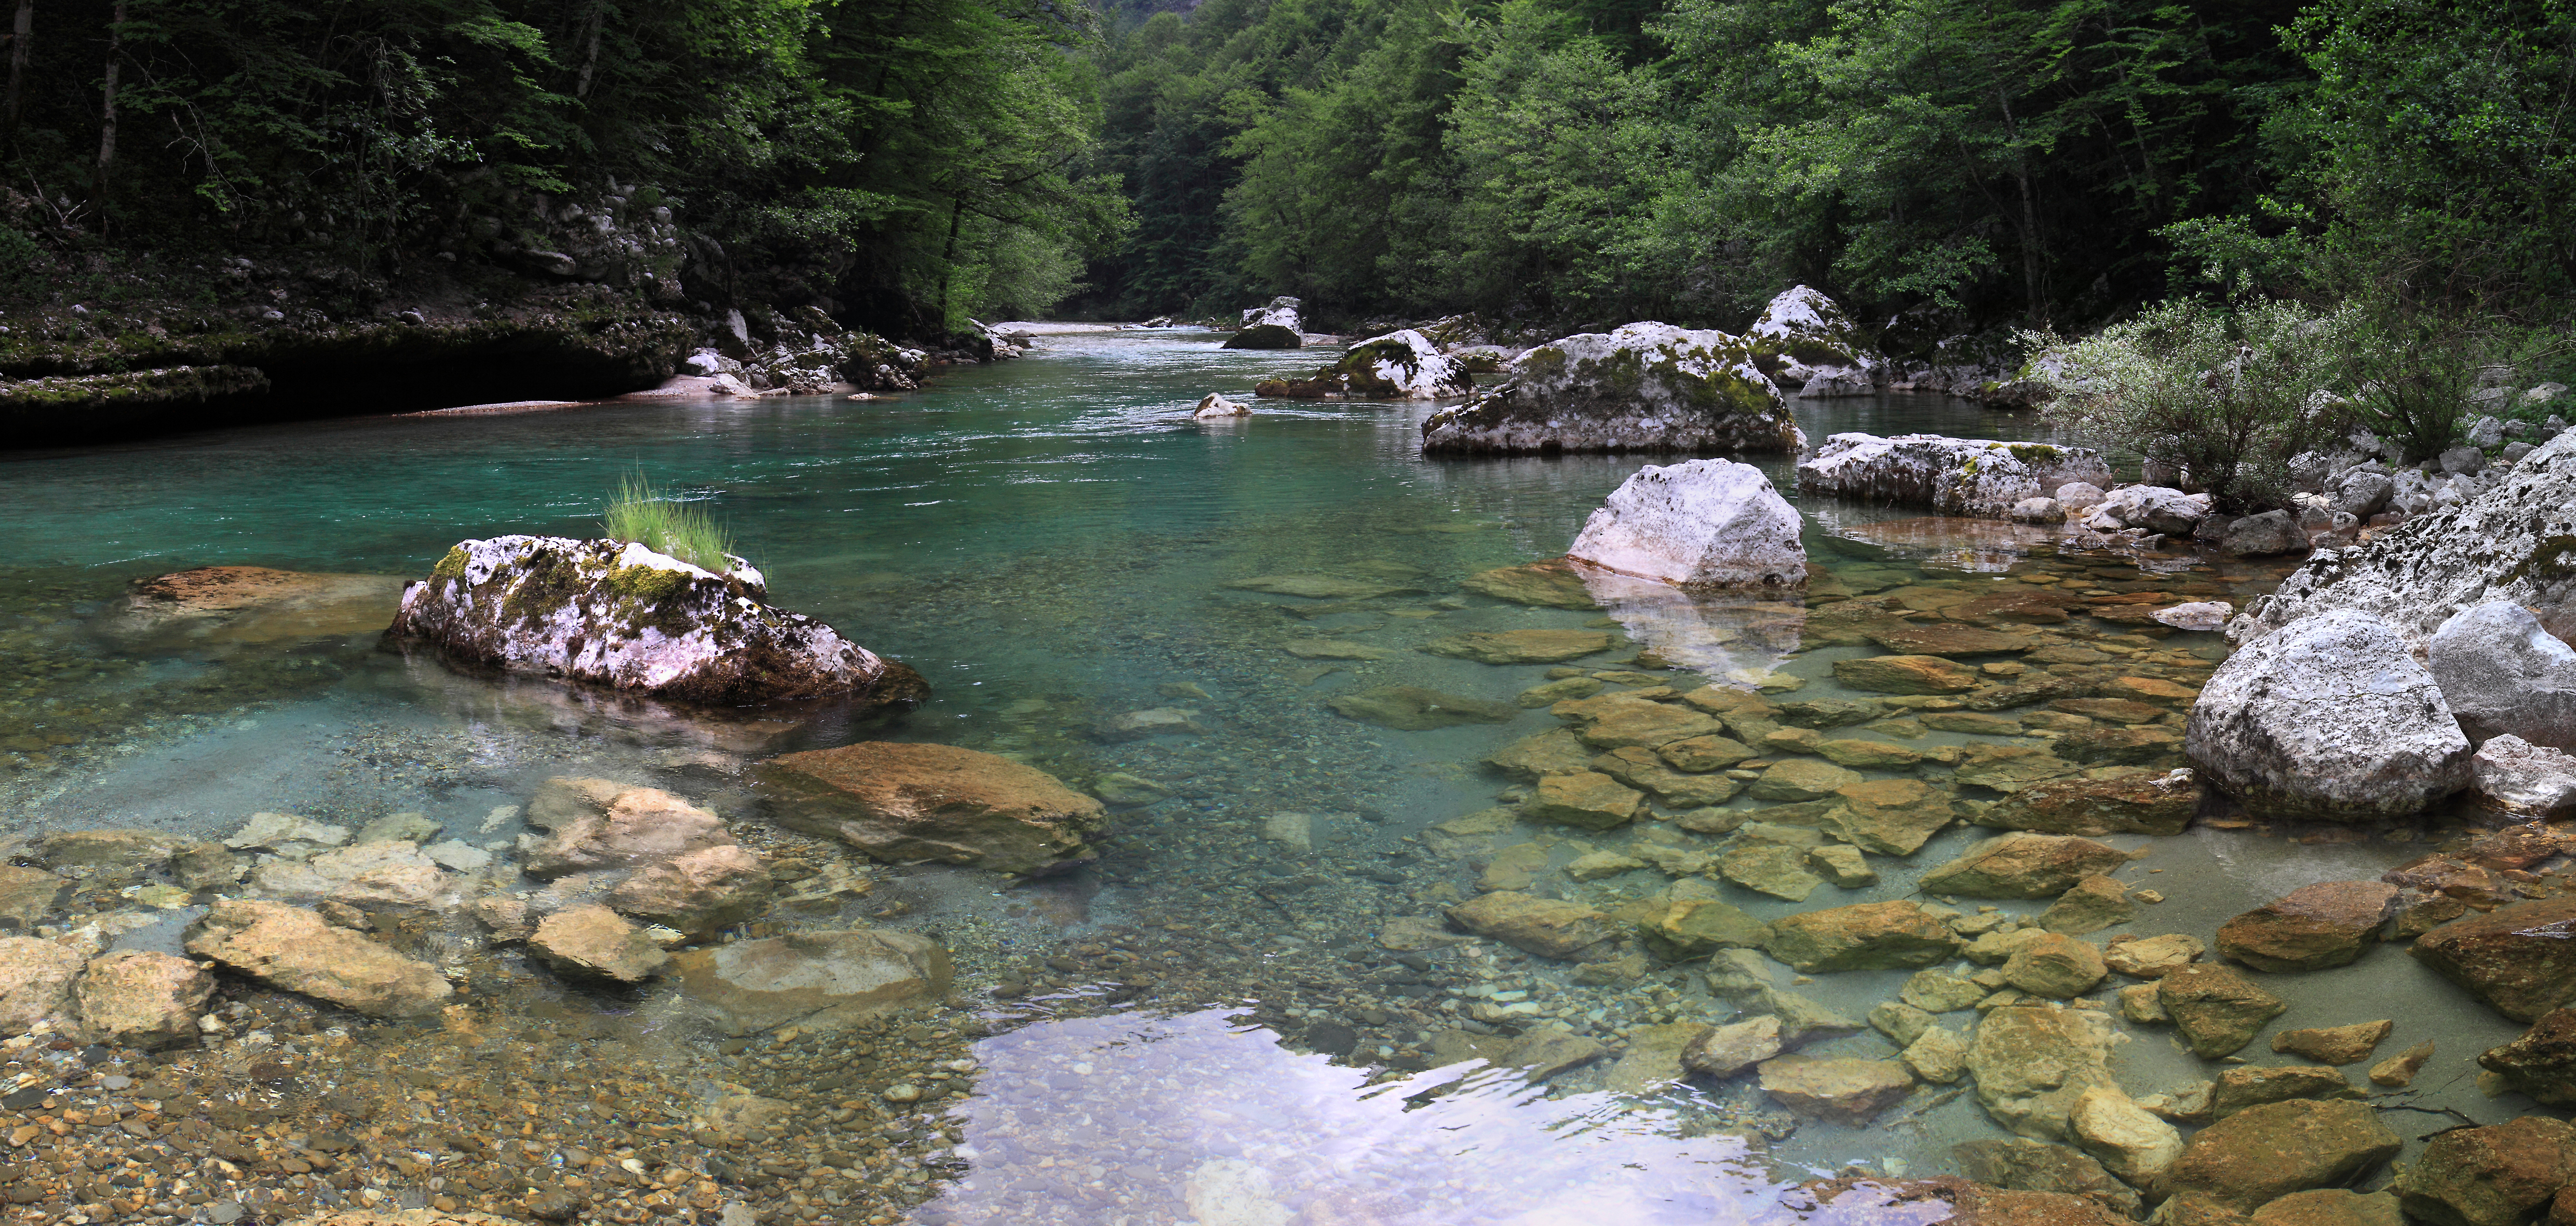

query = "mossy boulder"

[1420,321,1797,455]
[1254,329,1471,399]
[1222,323,1303,350]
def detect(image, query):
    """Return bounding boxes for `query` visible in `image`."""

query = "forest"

[0,0,2569,339]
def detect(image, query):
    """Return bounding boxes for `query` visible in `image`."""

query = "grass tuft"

[600,472,737,574]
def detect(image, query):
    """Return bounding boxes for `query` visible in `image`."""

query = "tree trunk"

[1994,89,2045,321]
[92,1,123,211]
[574,1,605,100]
[935,194,964,331]
[2,0,32,144]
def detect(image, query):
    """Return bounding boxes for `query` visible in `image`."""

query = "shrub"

[599,472,738,575]
[2022,298,2355,514]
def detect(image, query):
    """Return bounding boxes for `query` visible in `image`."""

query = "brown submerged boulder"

[668,928,952,1035]
[105,565,407,646]
[2478,1007,2576,1105]
[2160,1099,2401,1214]
[1760,901,1960,972]
[2159,963,2288,1057]
[761,742,1109,876]
[1446,892,1622,961]
[185,899,452,1018]
[1918,833,2128,899]
[2215,880,2398,972]
[2393,1116,2576,1226]
[2413,896,2576,1021]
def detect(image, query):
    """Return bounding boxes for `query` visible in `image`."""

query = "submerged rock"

[1917,833,2127,899]
[1681,1015,1782,1078]
[1329,685,1520,730]
[1254,330,1469,399]
[102,565,407,646]
[2412,896,2576,1021]
[1563,459,1807,590]
[520,781,732,878]
[2391,1115,2573,1226]
[668,928,952,1035]
[2477,1007,2576,1104]
[1419,322,1797,455]
[73,950,215,1048]
[762,742,1109,876]
[1965,1005,2117,1140]
[1973,769,2200,837]
[604,843,773,936]
[2160,1099,2400,1214]
[2215,880,2398,972]
[1794,433,2113,518]
[529,905,667,984]
[1948,1140,2139,1215]
[0,938,85,1034]
[1425,628,1614,663]
[1445,892,1621,961]
[1761,901,1959,971]
[2159,963,2287,1057]
[185,899,451,1018]
[2066,1086,2182,1181]
[1756,1055,1913,1124]
[385,535,925,709]
[2185,608,2473,821]
[2272,1019,2394,1066]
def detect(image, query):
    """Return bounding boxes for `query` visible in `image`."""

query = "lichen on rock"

[1419,321,1797,455]
[1253,329,1468,399]
[1795,433,2114,517]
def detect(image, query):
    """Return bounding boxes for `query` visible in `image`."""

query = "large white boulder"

[1746,285,1881,397]
[385,536,926,709]
[1419,322,1798,455]
[2232,429,2576,645]
[1239,296,1302,333]
[2082,485,2211,536]
[1567,460,1807,590]
[2184,609,2473,821]
[1795,433,2113,517]
[1252,330,1469,398]
[2426,601,2576,750]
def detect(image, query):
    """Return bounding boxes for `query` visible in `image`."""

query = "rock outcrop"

[2185,608,2473,821]
[1253,330,1470,399]
[385,536,927,709]
[1745,285,1880,397]
[1563,459,1807,590]
[2231,429,2576,647]
[1794,434,2113,518]
[2426,601,2576,751]
[1419,322,1797,455]
[761,742,1109,875]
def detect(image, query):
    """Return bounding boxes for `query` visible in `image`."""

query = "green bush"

[2024,298,2355,514]
[599,472,738,575]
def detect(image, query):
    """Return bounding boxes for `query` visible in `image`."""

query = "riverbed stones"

[0,937,83,1033]
[2391,1116,2574,1226]
[0,866,67,931]
[603,843,773,936]
[1949,1140,2138,1214]
[2215,880,2398,972]
[1485,728,1596,779]
[2161,1099,2400,1214]
[2038,875,2133,935]
[71,949,213,1047]
[2477,1007,2576,1104]
[1419,322,1796,455]
[1833,655,1981,695]
[225,811,352,852]
[1974,769,2201,836]
[2208,1066,2360,1119]
[2470,735,2576,818]
[1575,701,1722,748]
[1746,758,1864,801]
[1460,559,1600,608]
[1756,1056,1913,1125]
[2272,1019,2393,1066]
[1863,624,2035,657]
[1327,685,1520,730]
[2104,933,2204,979]
[185,899,452,1017]
[667,928,953,1034]
[2251,1189,2404,1226]
[1795,434,2114,517]
[1229,574,1415,599]
[1719,843,1823,901]
[1682,1015,1783,1078]
[2412,897,2576,1021]
[1563,460,1808,589]
[1901,969,1989,1013]
[1761,900,1960,972]
[1659,732,1755,772]
[386,535,923,707]
[1966,1005,2117,1140]
[1636,896,1767,956]
[2159,963,2288,1057]
[1446,892,1621,961]
[1523,771,1644,829]
[2428,601,2576,751]
[529,906,667,984]
[1918,833,2128,898]
[2066,1086,2183,1182]
[2187,608,2474,821]
[520,781,733,878]
[2003,933,2107,998]
[762,742,1109,875]
[1821,778,1958,855]
[1427,628,1614,663]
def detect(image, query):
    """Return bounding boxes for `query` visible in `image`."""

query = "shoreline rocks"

[1419,322,1798,455]
[1794,434,2112,518]
[385,535,928,710]
[1564,460,1807,590]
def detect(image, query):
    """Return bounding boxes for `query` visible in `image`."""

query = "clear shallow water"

[0,329,2530,1224]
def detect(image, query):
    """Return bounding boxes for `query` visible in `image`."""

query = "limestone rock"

[2082,485,2210,536]
[605,844,773,936]
[1965,1005,2117,1140]
[2215,880,2397,972]
[1496,1024,1609,1081]
[1718,843,1823,902]
[2222,509,2309,555]
[1760,901,1959,972]
[2160,963,2288,1057]
[1833,655,1981,695]
[521,783,733,879]
[74,950,214,1047]
[2003,933,2108,999]
[1747,285,1882,396]
[2471,735,2576,818]
[528,906,667,984]
[2272,1019,2393,1066]
[1635,896,1766,958]
[185,899,452,1017]
[1426,628,1614,664]
[2185,608,2473,821]
[2067,1086,2183,1181]
[1681,1015,1782,1078]
[1420,322,1796,455]
[1901,969,1989,1013]
[2392,1116,2574,1226]
[1756,1055,1913,1125]
[1823,778,1958,855]
[1795,433,2113,517]
[1573,702,1722,749]
[762,742,1109,876]
[0,937,84,1033]
[1327,685,1521,731]
[2413,897,2576,1021]
[2232,429,2576,648]
[1522,771,1644,830]
[1902,1026,1968,1084]
[1976,770,2200,836]
[1604,1022,1711,1093]
[1257,330,1470,399]
[2428,601,2576,751]
[35,828,189,870]
[2207,1066,2358,1120]
[1949,1140,2139,1215]
[224,812,351,852]
[1485,728,1598,779]
[385,536,922,708]
[667,929,952,1035]
[2039,875,2133,935]
[0,866,68,931]
[1191,391,1252,417]
[104,565,406,647]
[2104,933,2204,979]
[2477,1007,2576,1104]
[1918,833,2127,899]
[1564,459,1807,590]
[1445,892,1621,961]
[2371,1040,2436,1087]
[2161,1099,2400,1214]
[1746,758,1863,802]
[2250,1189,2403,1226]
